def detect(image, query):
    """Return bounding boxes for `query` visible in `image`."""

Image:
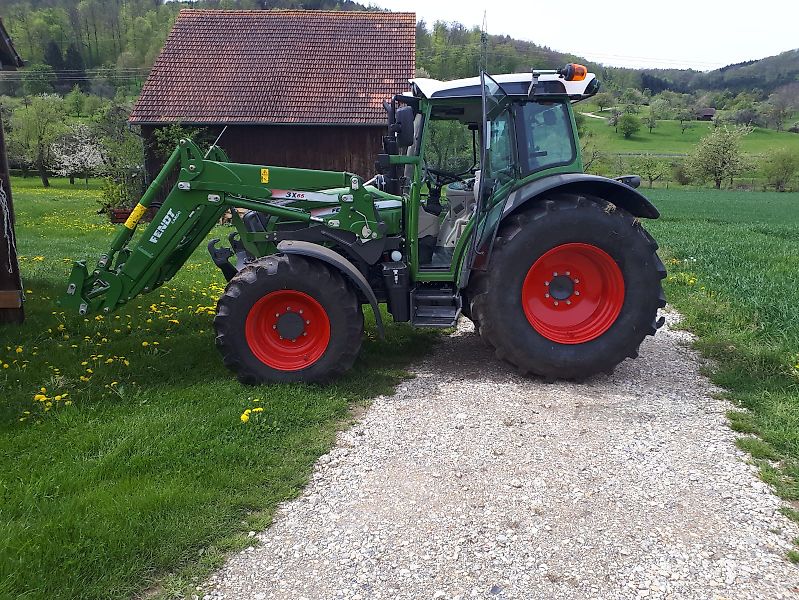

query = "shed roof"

[0,18,24,70]
[130,9,415,126]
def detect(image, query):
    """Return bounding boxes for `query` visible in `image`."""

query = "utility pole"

[479,11,488,74]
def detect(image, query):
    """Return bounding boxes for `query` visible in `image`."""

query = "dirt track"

[201,313,799,600]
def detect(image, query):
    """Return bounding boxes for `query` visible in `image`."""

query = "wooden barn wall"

[141,125,385,200]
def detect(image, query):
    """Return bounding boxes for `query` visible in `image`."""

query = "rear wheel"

[214,254,363,383]
[469,195,666,379]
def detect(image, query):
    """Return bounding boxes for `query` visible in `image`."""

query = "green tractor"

[59,66,666,383]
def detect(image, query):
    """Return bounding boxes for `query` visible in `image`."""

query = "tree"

[687,125,751,189]
[93,99,145,208]
[20,64,56,96]
[64,43,88,91]
[649,98,671,120]
[43,41,66,92]
[677,109,695,134]
[9,94,67,187]
[632,154,667,188]
[618,114,641,139]
[43,40,64,72]
[620,87,646,107]
[765,84,798,131]
[608,108,622,133]
[644,109,657,134]
[623,103,640,115]
[593,92,614,113]
[729,107,762,127]
[64,85,86,116]
[82,94,106,116]
[762,148,799,192]
[52,124,104,186]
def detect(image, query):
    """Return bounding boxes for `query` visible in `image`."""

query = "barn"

[129,9,416,182]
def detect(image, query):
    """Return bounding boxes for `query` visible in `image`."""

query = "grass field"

[579,112,799,156]
[646,189,799,530]
[2,180,799,598]
[0,178,435,600]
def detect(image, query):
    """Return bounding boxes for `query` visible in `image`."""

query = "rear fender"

[502,173,660,220]
[276,240,385,339]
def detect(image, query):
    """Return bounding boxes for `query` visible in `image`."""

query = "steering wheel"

[423,165,469,188]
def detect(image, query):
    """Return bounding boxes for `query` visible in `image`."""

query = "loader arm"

[58,138,364,317]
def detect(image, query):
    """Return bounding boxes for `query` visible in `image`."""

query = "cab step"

[411,287,461,328]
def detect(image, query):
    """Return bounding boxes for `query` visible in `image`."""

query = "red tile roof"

[130,9,415,126]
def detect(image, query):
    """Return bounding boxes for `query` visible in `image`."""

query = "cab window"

[486,110,515,184]
[516,102,575,174]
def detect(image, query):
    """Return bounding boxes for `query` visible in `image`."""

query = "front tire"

[214,254,363,384]
[469,195,666,379]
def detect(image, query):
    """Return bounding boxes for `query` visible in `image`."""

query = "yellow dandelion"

[252,407,264,413]
[141,341,149,347]
[240,413,250,423]
[15,347,22,354]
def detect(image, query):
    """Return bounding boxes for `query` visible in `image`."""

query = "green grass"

[580,114,799,155]
[646,189,799,508]
[0,178,436,600]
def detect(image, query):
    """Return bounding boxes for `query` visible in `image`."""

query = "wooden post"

[0,117,24,324]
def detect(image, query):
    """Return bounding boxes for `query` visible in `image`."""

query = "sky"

[368,0,799,71]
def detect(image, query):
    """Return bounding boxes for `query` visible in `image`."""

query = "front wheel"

[469,195,666,379]
[214,254,363,384]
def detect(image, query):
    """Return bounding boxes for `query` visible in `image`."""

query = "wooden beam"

[0,115,24,325]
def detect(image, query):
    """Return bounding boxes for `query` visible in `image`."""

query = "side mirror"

[383,100,395,127]
[615,175,641,189]
[394,105,415,148]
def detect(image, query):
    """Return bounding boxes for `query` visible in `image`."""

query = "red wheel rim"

[245,290,331,371]
[522,243,625,344]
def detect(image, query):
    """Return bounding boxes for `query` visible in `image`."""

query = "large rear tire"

[468,195,666,379]
[214,254,363,384]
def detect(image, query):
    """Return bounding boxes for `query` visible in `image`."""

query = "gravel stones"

[201,312,799,600]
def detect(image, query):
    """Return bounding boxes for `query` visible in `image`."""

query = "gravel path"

[201,313,799,600]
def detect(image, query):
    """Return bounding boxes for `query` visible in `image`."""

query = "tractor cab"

[380,66,601,280]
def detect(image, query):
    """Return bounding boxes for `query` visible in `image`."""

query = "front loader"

[59,65,666,383]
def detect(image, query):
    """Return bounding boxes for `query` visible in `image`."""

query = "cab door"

[459,72,514,287]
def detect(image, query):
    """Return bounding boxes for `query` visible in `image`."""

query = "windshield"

[516,101,575,173]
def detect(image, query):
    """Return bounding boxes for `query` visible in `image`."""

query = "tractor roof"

[410,72,598,101]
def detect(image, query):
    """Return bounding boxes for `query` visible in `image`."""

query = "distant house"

[130,9,416,182]
[696,108,716,121]
[0,17,24,324]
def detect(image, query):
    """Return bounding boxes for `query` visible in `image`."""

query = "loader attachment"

[59,142,230,316]
[58,138,354,317]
